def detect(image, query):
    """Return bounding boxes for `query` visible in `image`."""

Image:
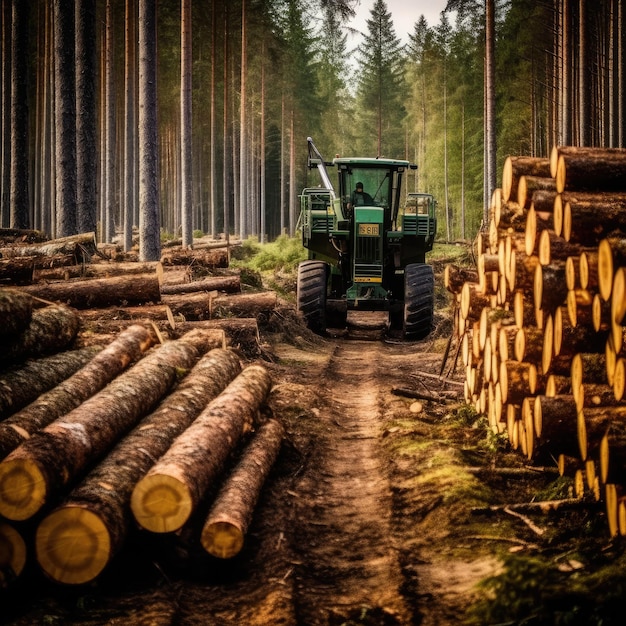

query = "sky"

[346,0,452,47]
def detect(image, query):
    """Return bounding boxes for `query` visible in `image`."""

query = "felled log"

[0,228,47,244]
[610,268,626,352]
[534,262,568,313]
[0,257,35,285]
[0,345,102,420]
[443,265,479,295]
[0,304,80,367]
[599,422,626,485]
[499,360,537,404]
[533,395,577,440]
[517,176,556,210]
[160,247,228,268]
[501,155,551,203]
[159,274,241,295]
[200,418,284,559]
[554,147,626,193]
[0,330,214,521]
[558,192,626,245]
[0,232,97,262]
[18,272,162,309]
[597,236,626,301]
[578,405,626,461]
[35,348,242,585]
[131,364,272,533]
[0,522,26,587]
[0,288,33,339]
[33,260,166,283]
[0,324,154,459]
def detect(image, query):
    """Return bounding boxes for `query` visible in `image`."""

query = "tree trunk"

[131,364,272,533]
[0,345,101,420]
[19,272,161,308]
[0,330,214,521]
[159,275,241,295]
[0,304,79,366]
[201,417,284,559]
[35,348,242,585]
[0,288,32,337]
[33,260,166,282]
[498,360,537,404]
[517,176,556,210]
[0,324,154,459]
[501,156,551,203]
[0,232,97,260]
[598,236,626,301]
[0,521,26,586]
[160,247,229,268]
[560,192,626,245]
[555,148,626,193]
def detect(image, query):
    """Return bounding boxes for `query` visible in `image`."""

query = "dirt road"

[3,329,494,625]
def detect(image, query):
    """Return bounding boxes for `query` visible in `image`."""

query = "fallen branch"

[472,498,602,515]
[391,386,459,403]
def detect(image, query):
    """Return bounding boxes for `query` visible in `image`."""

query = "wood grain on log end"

[0,522,26,587]
[36,506,111,585]
[0,457,46,521]
[201,520,244,559]
[130,473,192,533]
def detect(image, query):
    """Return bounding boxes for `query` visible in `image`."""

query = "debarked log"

[0,304,79,367]
[0,324,155,460]
[0,330,213,521]
[35,348,242,585]
[200,418,284,559]
[18,273,162,309]
[130,364,273,533]
[0,345,102,420]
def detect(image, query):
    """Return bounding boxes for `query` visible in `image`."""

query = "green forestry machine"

[297,137,437,340]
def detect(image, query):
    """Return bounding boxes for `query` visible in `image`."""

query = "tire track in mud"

[291,341,413,625]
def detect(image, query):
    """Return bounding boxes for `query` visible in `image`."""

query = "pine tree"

[354,0,405,157]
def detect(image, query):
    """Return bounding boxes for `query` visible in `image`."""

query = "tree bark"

[499,360,537,404]
[201,418,284,559]
[159,247,229,268]
[0,345,101,420]
[35,348,242,585]
[131,364,272,533]
[19,273,161,309]
[0,330,213,521]
[517,176,556,210]
[0,304,79,366]
[443,264,478,295]
[501,156,551,203]
[159,274,241,295]
[560,192,626,245]
[0,324,154,459]
[0,232,97,261]
[0,288,32,338]
[555,149,626,193]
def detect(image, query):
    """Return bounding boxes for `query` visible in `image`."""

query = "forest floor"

[2,298,626,625]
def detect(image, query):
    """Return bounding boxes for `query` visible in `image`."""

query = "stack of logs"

[445,146,626,538]
[0,239,286,588]
[0,231,279,356]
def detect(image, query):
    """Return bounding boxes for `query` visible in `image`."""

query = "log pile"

[0,231,279,357]
[0,317,283,587]
[447,146,626,538]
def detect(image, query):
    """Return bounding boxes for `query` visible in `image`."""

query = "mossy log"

[201,418,284,559]
[0,324,154,459]
[0,330,213,521]
[0,304,79,367]
[131,364,272,533]
[35,348,242,585]
[0,345,102,420]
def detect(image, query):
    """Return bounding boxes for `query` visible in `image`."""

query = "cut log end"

[130,473,193,533]
[201,520,245,559]
[36,507,111,585]
[0,522,27,587]
[0,458,47,521]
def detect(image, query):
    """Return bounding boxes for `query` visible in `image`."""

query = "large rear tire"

[403,263,434,340]
[297,260,328,334]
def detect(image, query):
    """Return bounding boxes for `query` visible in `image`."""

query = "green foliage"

[466,550,626,625]
[232,235,306,273]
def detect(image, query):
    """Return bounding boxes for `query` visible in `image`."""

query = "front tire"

[403,263,435,340]
[297,260,328,334]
